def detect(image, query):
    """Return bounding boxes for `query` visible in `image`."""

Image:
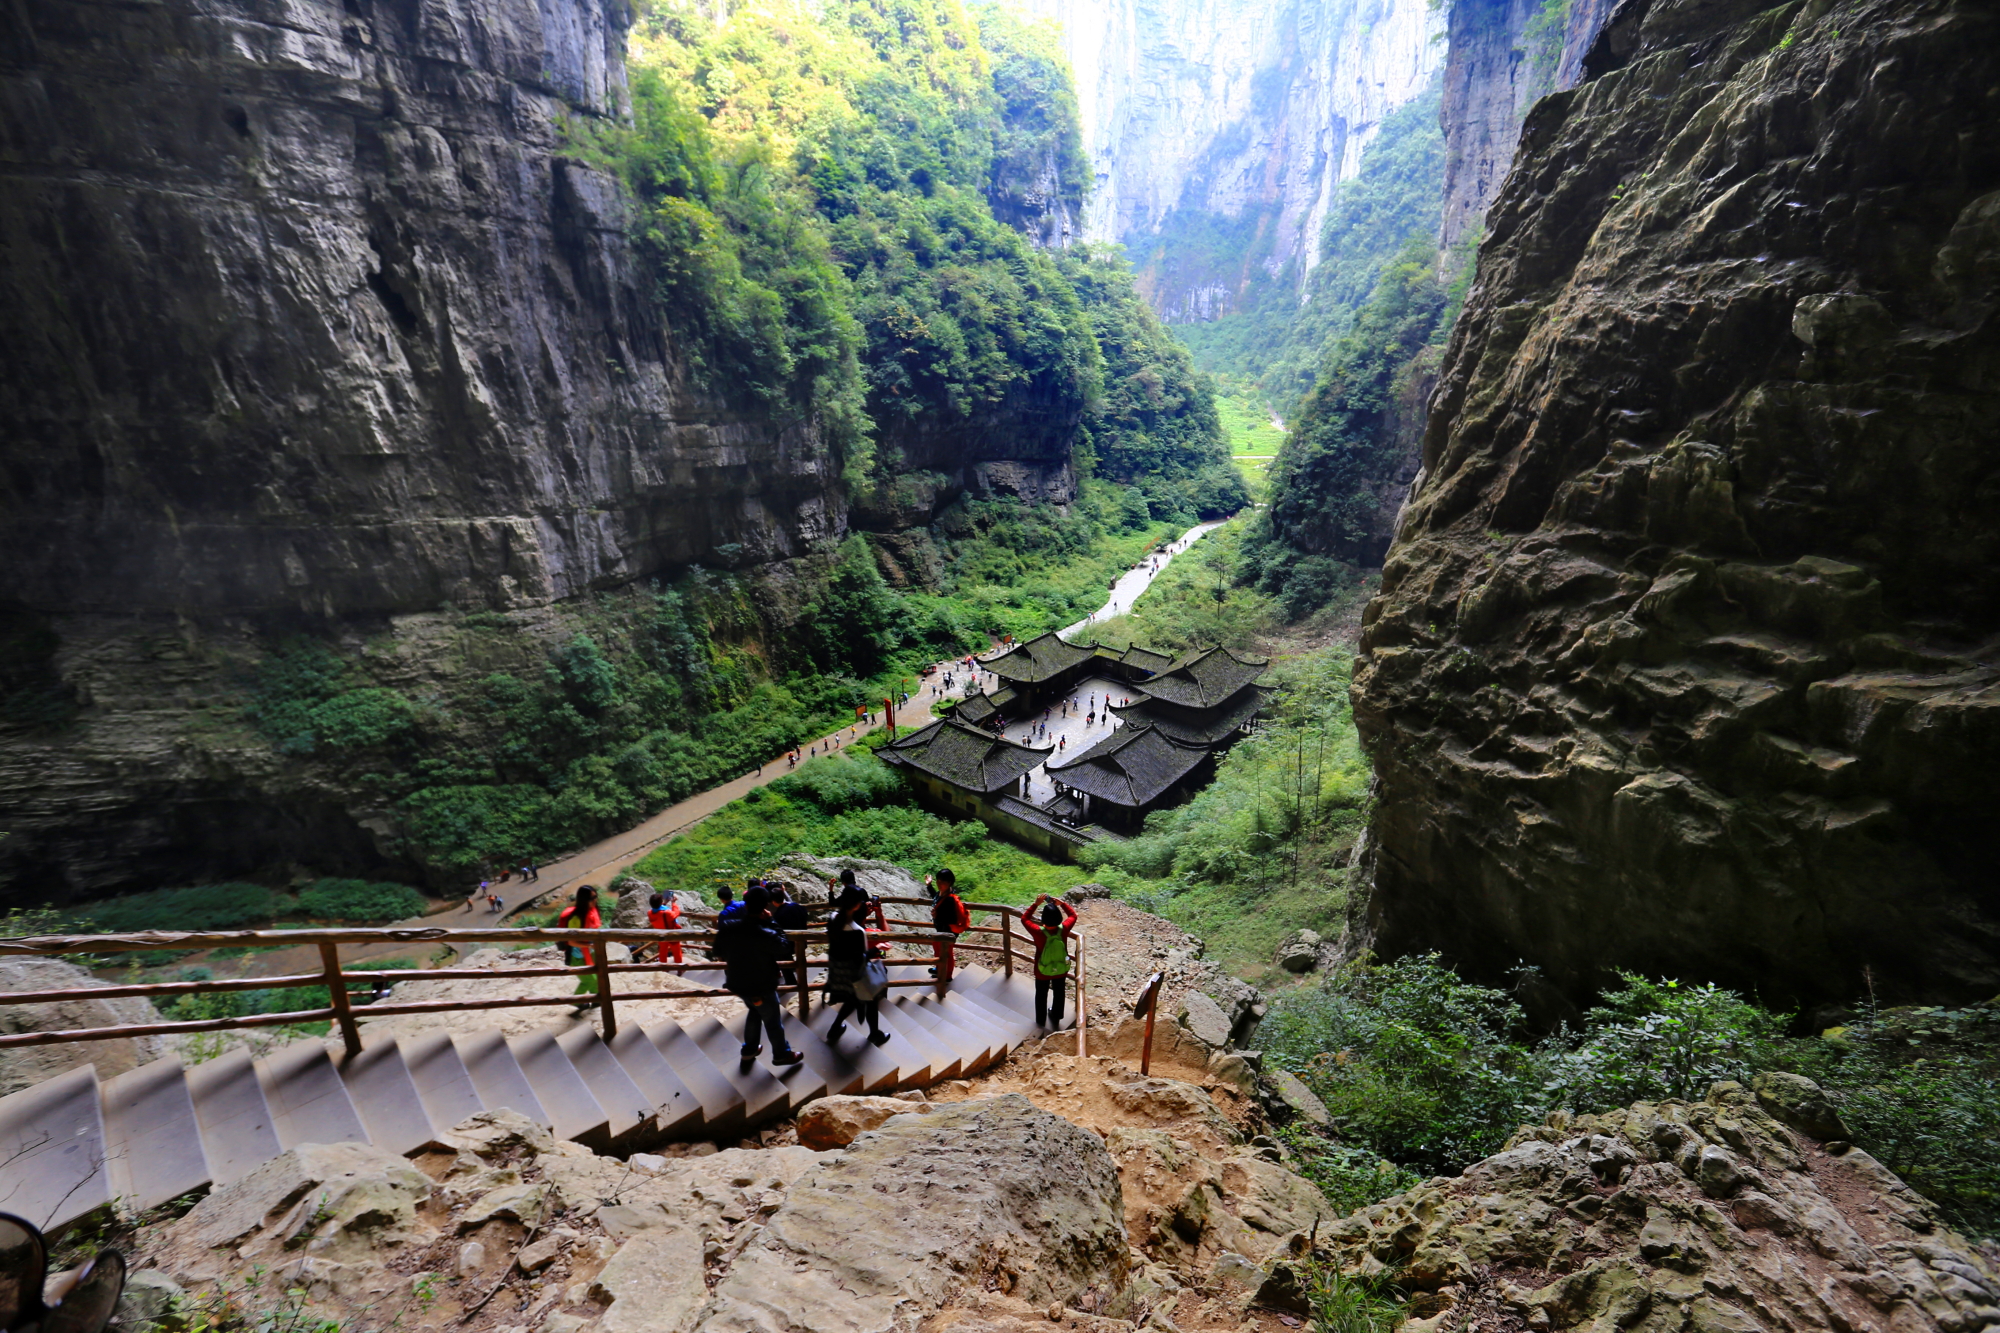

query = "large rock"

[772,855,924,905]
[0,957,172,1095]
[1751,1070,1848,1142]
[1353,0,2000,1008]
[152,1142,431,1279]
[1270,1082,2000,1333]
[1175,992,1232,1051]
[794,1095,935,1150]
[1273,929,1323,973]
[697,1095,1128,1332]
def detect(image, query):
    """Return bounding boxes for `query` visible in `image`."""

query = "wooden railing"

[0,898,1079,1058]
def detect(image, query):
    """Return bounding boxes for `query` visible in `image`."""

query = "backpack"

[1036,929,1069,978]
[934,892,969,934]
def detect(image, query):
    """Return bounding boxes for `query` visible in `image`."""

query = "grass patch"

[1216,393,1285,456]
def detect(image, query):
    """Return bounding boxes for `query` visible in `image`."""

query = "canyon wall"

[1354,0,2000,1006]
[1011,0,1444,321]
[0,0,1080,897]
[0,0,850,621]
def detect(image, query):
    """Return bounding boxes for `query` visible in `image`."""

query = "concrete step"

[507,1030,609,1147]
[775,1011,865,1098]
[604,1025,705,1139]
[185,1048,281,1187]
[642,1021,743,1137]
[882,1000,965,1081]
[801,1003,903,1094]
[455,1029,551,1127]
[934,991,1014,1063]
[554,1026,657,1146]
[909,994,997,1072]
[337,1039,438,1154]
[684,1016,792,1125]
[258,1042,368,1152]
[400,1031,487,1134]
[0,1065,111,1230]
[100,1055,209,1215]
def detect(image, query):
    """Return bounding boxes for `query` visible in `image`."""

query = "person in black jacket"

[824,882,889,1046]
[715,886,805,1068]
[772,882,812,1001]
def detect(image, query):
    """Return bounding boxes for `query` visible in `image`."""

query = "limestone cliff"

[1010,0,1445,321]
[0,0,846,620]
[1354,0,2000,1006]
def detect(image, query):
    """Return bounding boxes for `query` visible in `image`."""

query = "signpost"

[1132,970,1165,1076]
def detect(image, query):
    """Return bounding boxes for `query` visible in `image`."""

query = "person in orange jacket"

[648,892,684,967]
[926,868,971,982]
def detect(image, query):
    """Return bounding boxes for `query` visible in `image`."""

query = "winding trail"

[1057,518,1228,640]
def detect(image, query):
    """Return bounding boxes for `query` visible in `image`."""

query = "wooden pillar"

[1074,934,1086,1061]
[320,942,362,1058]
[1002,908,1014,979]
[594,947,617,1038]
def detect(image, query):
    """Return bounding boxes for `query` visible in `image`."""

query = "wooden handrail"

[0,903,1059,1054]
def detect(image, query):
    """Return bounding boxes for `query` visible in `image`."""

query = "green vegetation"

[1215,394,1284,456]
[1174,85,1446,419]
[74,883,288,934]
[1242,236,1448,619]
[1262,958,2000,1236]
[1523,0,1574,99]
[294,879,428,924]
[1061,247,1249,520]
[1089,521,1277,659]
[629,748,1075,906]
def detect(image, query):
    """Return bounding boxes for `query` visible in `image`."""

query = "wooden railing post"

[1074,934,1086,1061]
[1002,908,1014,979]
[594,947,617,1038]
[797,935,812,1021]
[320,942,362,1058]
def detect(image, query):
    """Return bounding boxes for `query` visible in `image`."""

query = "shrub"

[76,883,289,934]
[1262,954,1545,1175]
[295,879,428,924]
[769,752,902,812]
[1542,973,1788,1108]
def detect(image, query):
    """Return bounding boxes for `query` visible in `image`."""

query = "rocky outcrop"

[1262,1080,2000,1333]
[1355,0,2000,1006]
[0,957,170,1096]
[702,1095,1129,1332]
[1013,0,1444,318]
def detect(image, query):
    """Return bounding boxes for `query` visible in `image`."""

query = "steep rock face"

[1355,0,2000,1006]
[0,0,845,621]
[1013,0,1443,319]
[1266,1081,2000,1333]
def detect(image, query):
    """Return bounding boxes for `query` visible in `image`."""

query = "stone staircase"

[0,962,1067,1234]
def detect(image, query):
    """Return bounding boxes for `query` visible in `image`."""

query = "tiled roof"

[954,694,998,724]
[1129,646,1268,710]
[878,719,1048,794]
[985,631,1099,684]
[1119,646,1174,674]
[1048,724,1209,809]
[1112,684,1269,744]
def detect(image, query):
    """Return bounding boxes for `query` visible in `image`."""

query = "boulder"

[592,1226,707,1333]
[1175,992,1231,1051]
[609,880,707,928]
[1207,1050,1260,1094]
[1065,883,1113,902]
[1274,930,1322,973]
[1267,1069,1331,1127]
[113,1270,184,1333]
[774,854,923,904]
[794,1094,933,1150]
[1096,1015,1215,1075]
[1751,1070,1848,1141]
[0,957,173,1096]
[438,1107,556,1159]
[698,1095,1128,1331]
[160,1141,430,1264]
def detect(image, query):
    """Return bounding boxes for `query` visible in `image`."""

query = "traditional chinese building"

[1044,724,1216,832]
[1108,645,1269,746]
[875,719,1093,860]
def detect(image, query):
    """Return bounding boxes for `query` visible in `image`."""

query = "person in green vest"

[1020,894,1078,1027]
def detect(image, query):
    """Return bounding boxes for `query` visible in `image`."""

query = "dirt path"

[1058,518,1228,640]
